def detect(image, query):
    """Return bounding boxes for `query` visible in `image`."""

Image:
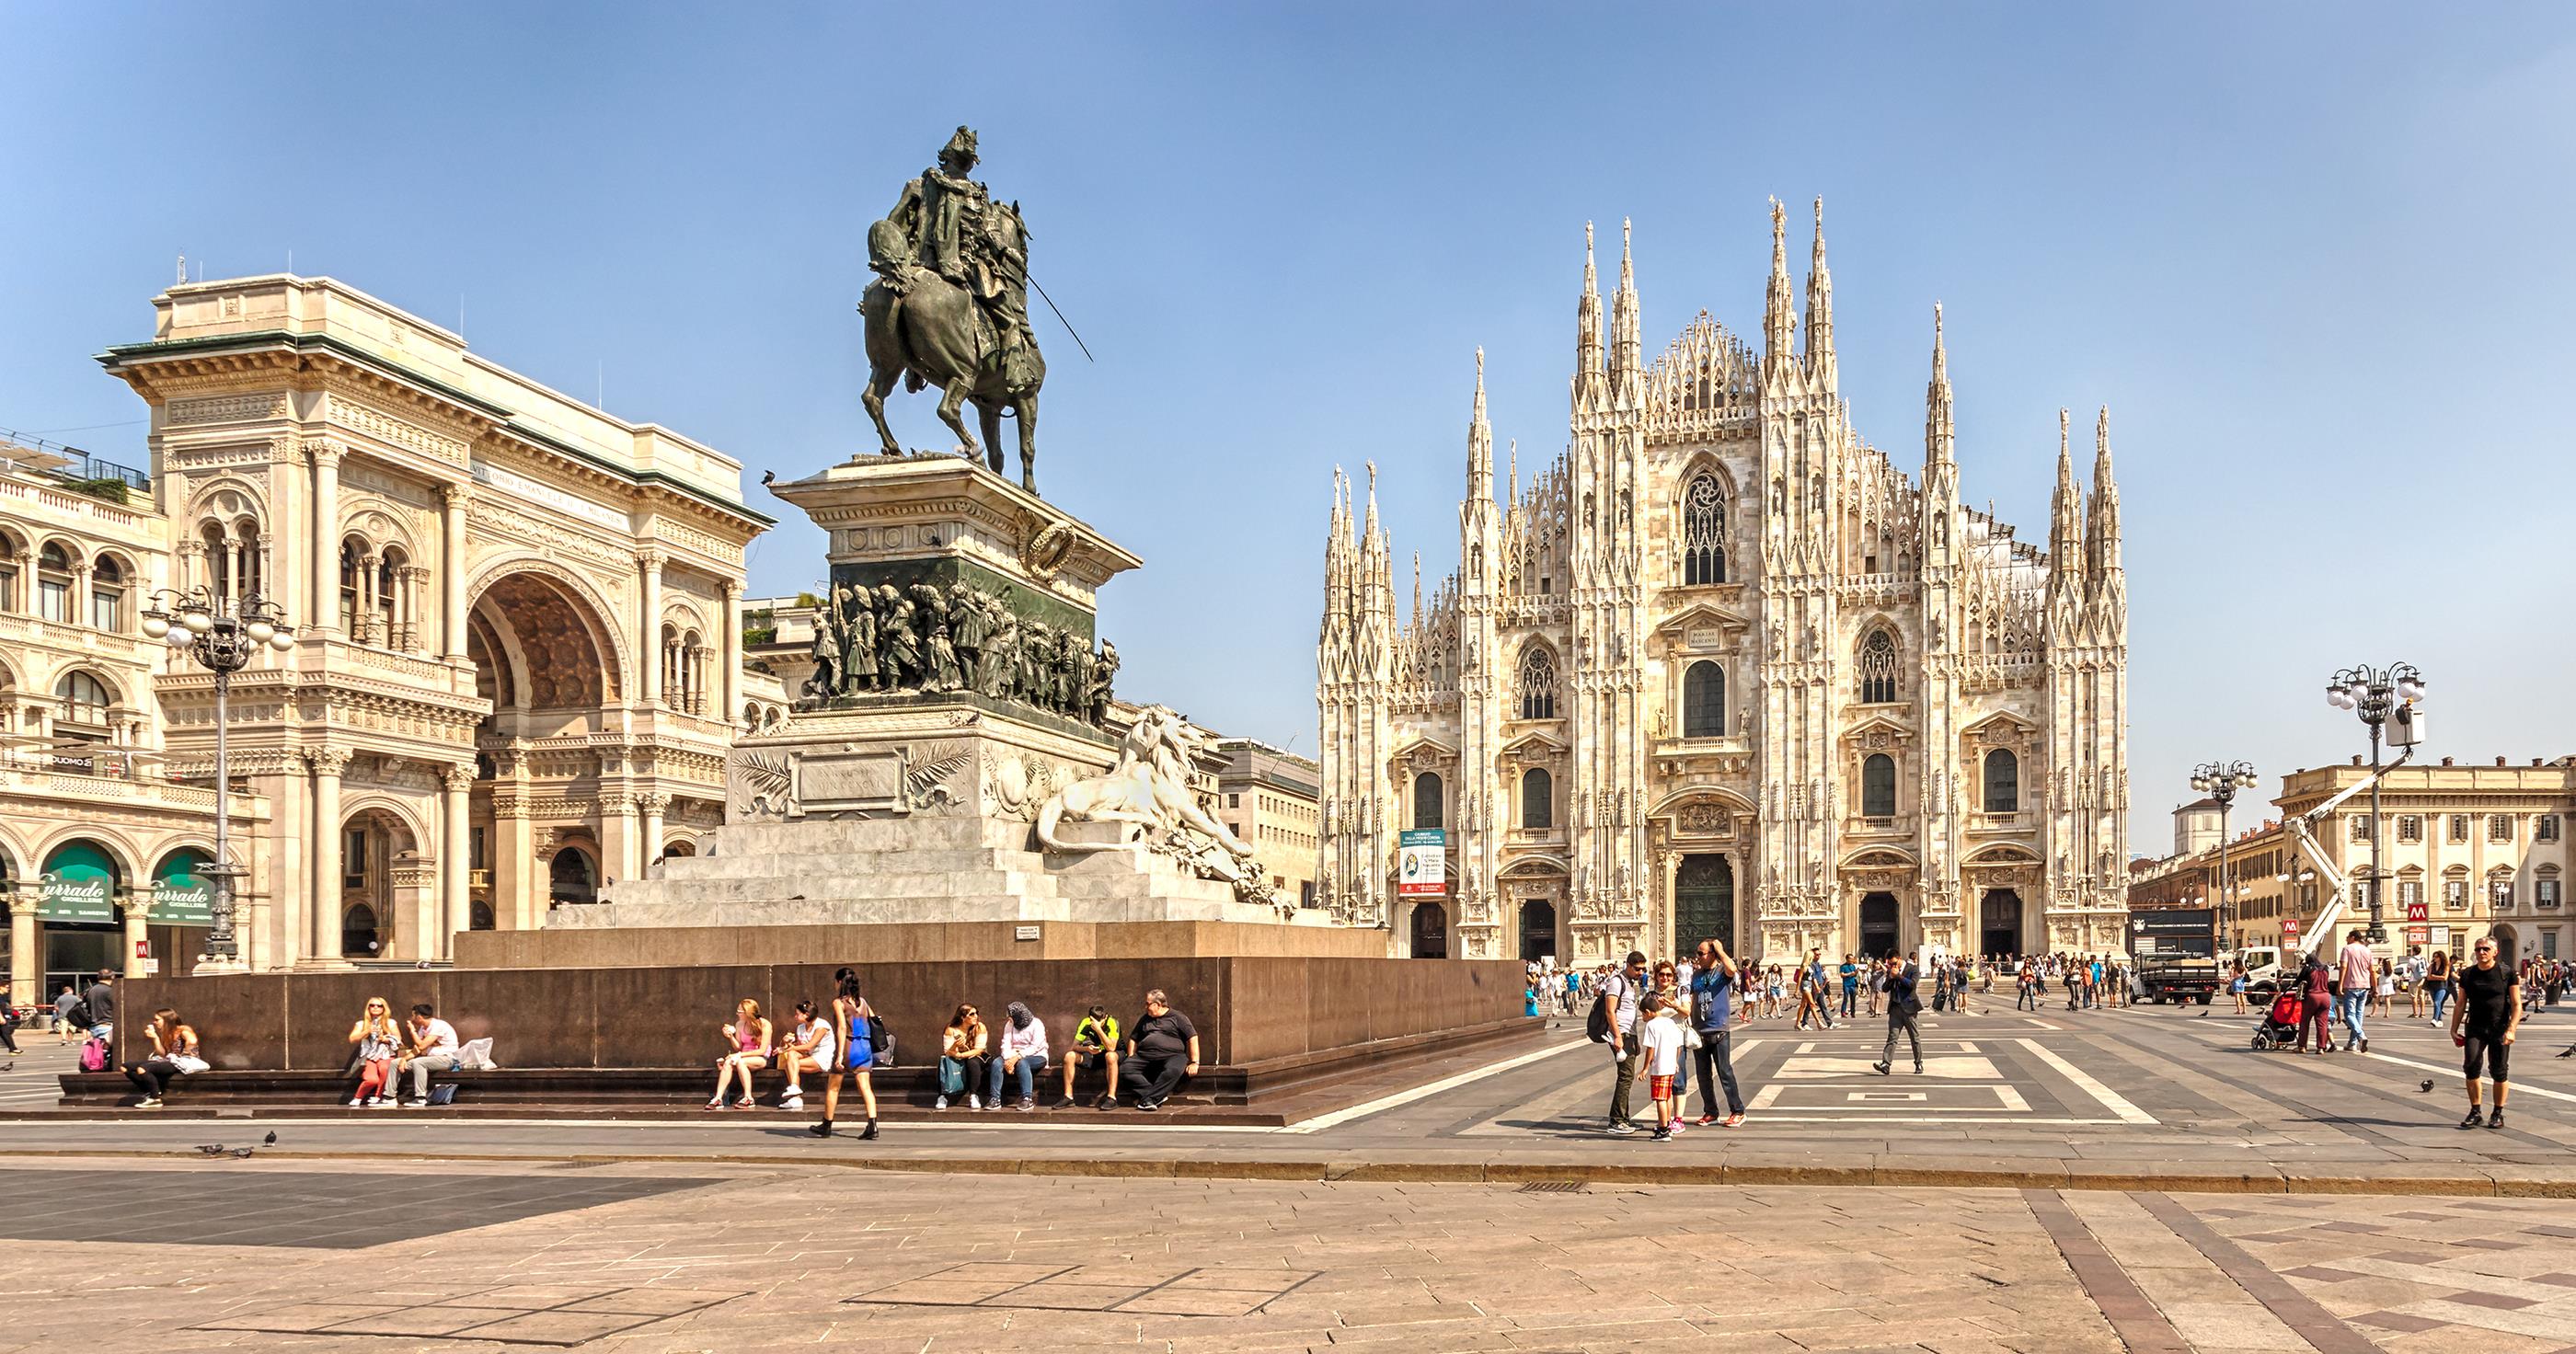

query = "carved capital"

[307,441,343,469]
[437,481,474,509]
[304,745,354,777]
[637,546,667,571]
[442,763,477,793]
[637,792,673,814]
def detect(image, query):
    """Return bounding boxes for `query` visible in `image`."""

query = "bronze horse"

[859,205,1044,492]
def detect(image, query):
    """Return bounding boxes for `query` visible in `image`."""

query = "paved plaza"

[3,1001,2574,1349]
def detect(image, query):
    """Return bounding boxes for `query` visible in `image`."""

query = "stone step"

[603,869,1066,908]
[707,817,1036,855]
[648,847,1025,880]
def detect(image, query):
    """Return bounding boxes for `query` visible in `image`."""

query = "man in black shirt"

[1116,989,1200,1111]
[1871,955,1924,1076]
[2447,937,2520,1130]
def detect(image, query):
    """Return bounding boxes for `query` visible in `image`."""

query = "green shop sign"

[36,841,119,924]
[152,851,213,926]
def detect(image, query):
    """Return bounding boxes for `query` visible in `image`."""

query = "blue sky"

[5,6,2571,847]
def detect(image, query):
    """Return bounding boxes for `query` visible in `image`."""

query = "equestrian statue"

[861,126,1048,493]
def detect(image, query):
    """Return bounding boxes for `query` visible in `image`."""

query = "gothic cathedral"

[1316,203,2130,967]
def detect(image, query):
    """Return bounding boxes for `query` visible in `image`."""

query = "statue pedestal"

[772,453,1142,646]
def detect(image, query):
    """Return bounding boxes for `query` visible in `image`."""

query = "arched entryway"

[548,845,599,910]
[338,808,418,961]
[2489,924,2517,967]
[1409,901,1448,959]
[1518,899,1558,963]
[1675,854,1735,956]
[36,839,122,990]
[1979,889,2022,959]
[1859,892,1901,958]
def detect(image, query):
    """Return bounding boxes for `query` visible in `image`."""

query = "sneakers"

[780,1096,804,1112]
[347,1097,366,1108]
[2357,1038,2369,1054]
[1694,1113,1719,1126]
[1018,1096,1035,1112]
[135,1096,163,1109]
[2488,1107,2506,1130]
[369,1096,394,1108]
[2459,1109,2484,1130]
[933,1095,949,1110]
[1605,1120,1639,1136]
[968,1095,983,1110]
[1668,1119,1688,1135]
[1721,1113,1745,1128]
[1095,1096,1118,1111]
[1649,1128,1673,1142]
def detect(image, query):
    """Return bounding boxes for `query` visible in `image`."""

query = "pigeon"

[193,1143,226,1156]
[760,469,776,487]
[2420,1079,2435,1093]
[263,1131,278,1145]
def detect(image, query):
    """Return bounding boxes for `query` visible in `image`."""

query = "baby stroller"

[2250,988,2305,1050]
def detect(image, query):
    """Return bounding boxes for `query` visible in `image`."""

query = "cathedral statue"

[861,126,1050,494]
[1035,705,1273,905]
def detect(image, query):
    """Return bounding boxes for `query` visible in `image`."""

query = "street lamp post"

[142,586,295,974]
[2325,663,2426,946]
[2190,760,2258,951]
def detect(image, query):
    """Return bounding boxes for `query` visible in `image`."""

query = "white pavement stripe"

[2358,1048,2576,1105]
[2016,1038,2156,1125]
[2027,1019,2061,1030]
[1281,1036,1593,1134]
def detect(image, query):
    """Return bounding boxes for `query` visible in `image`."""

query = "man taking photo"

[1689,936,1746,1127]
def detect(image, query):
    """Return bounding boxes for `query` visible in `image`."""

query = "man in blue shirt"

[1838,955,1860,1019]
[1688,936,1747,1126]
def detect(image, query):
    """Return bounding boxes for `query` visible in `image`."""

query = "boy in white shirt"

[1636,994,1686,1142]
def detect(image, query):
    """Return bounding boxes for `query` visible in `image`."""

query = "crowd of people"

[1530,949,2135,1037]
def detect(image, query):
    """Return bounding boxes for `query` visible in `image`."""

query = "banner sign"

[36,873,114,924]
[1398,829,1446,897]
[151,877,213,926]
[2405,925,2430,945]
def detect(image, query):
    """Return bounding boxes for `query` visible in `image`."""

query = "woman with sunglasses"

[937,1003,989,1110]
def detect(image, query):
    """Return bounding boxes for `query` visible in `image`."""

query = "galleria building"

[1317,205,2132,967]
[2,273,788,1001]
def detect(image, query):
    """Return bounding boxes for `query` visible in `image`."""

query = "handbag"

[937,1060,965,1096]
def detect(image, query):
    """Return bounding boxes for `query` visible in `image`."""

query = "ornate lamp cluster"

[140,587,294,969]
[2323,661,2427,943]
[2190,760,2258,946]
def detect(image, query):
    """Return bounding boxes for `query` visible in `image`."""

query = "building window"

[1517,646,1558,720]
[2398,880,2422,910]
[1412,772,1442,831]
[1226,793,1239,809]
[1521,767,1553,830]
[2397,815,2421,843]
[2490,815,2513,843]
[2537,875,2561,909]
[1683,661,1725,738]
[2350,816,2373,843]
[338,538,365,633]
[1681,473,1727,585]
[1984,749,2019,813]
[1857,629,1897,704]
[2448,814,2470,843]
[2444,877,2468,911]
[35,542,73,623]
[54,670,113,727]
[0,535,18,611]
[2540,815,2560,843]
[1861,753,1896,818]
[2491,878,2513,910]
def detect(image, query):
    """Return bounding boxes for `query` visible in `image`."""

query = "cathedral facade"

[1316,204,2130,967]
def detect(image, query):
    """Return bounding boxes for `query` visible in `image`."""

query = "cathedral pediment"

[1501,729,1570,757]
[1960,710,2036,740]
[1838,846,1919,870]
[1652,601,1754,651]
[1838,713,1914,746]
[1498,854,1570,878]
[1391,735,1459,765]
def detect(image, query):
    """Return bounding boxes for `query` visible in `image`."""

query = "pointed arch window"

[1682,473,1727,584]
[1522,767,1553,830]
[1984,748,2019,813]
[1857,628,1898,704]
[1683,660,1725,738]
[1517,645,1558,720]
[1861,753,1897,817]
[1412,771,1443,831]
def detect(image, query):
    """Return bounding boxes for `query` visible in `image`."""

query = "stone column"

[638,793,670,870]
[604,793,641,884]
[441,763,474,959]
[120,889,150,979]
[489,752,535,929]
[309,443,340,631]
[307,747,349,962]
[637,550,664,706]
[720,580,742,729]
[8,895,40,1008]
[439,484,472,660]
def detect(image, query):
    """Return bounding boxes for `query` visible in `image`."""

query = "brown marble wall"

[121,957,1525,1073]
[452,921,1395,970]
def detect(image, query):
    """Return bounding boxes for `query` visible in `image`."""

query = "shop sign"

[1398,829,1446,897]
[36,873,114,924]
[151,877,213,926]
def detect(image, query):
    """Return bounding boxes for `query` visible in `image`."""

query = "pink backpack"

[79,1038,109,1073]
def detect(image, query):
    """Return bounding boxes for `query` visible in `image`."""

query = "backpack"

[426,1084,459,1106]
[66,1002,91,1030]
[867,1013,893,1066]
[1586,974,1630,1044]
[80,1037,109,1073]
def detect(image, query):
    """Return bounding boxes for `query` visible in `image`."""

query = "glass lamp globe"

[269,629,296,651]
[165,626,196,649]
[141,614,169,637]
[182,610,214,635]
[245,619,275,642]
[2397,677,2425,702]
